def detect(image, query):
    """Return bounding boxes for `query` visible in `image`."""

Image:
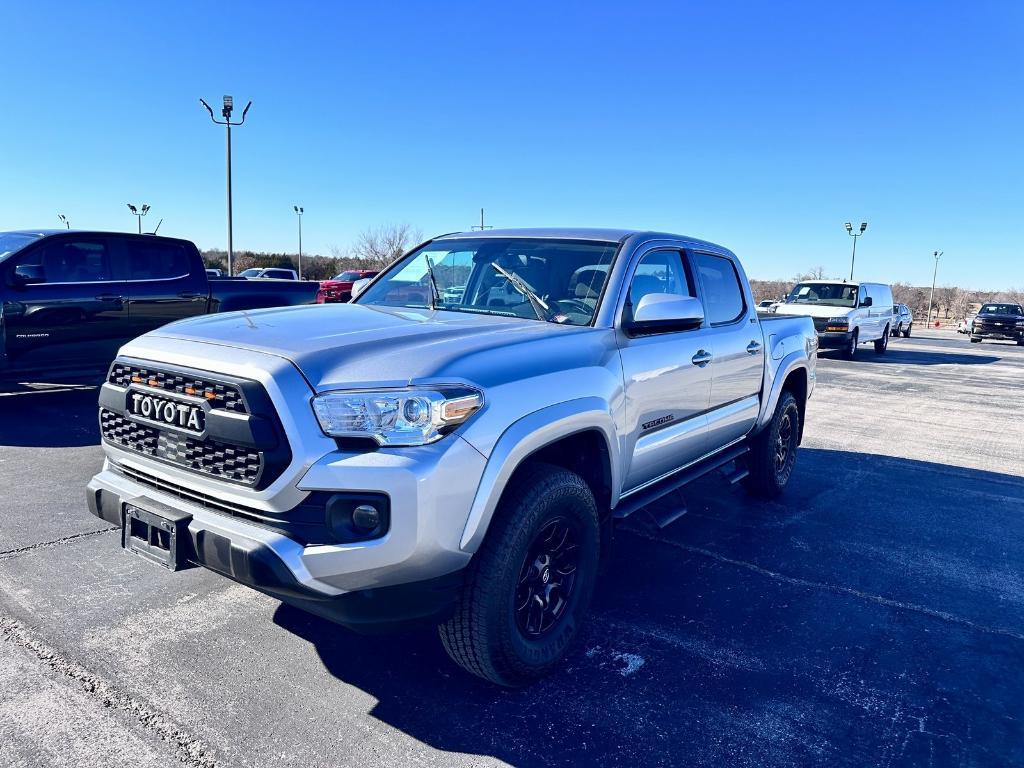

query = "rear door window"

[128,240,191,281]
[694,253,745,325]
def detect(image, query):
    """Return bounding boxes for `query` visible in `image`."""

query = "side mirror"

[350,277,371,299]
[13,264,45,285]
[860,296,873,308]
[627,293,705,335]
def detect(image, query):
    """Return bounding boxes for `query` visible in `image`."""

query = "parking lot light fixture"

[199,94,253,276]
[127,203,150,234]
[293,206,304,280]
[845,220,867,280]
[927,250,943,328]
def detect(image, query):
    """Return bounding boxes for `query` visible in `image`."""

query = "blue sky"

[2,1,1021,289]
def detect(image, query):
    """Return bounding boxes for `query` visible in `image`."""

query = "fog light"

[352,504,381,531]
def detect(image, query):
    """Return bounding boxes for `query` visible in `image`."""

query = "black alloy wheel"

[514,518,580,638]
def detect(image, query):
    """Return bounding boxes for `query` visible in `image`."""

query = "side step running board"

[613,443,750,524]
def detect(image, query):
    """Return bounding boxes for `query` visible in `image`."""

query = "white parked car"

[238,267,299,280]
[773,280,895,359]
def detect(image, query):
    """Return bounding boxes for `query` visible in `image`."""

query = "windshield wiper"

[489,262,548,321]
[423,256,441,310]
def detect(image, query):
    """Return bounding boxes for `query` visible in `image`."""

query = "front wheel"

[903,324,912,338]
[891,324,901,337]
[439,463,600,687]
[874,327,890,353]
[743,391,800,498]
[970,336,982,344]
[841,330,859,360]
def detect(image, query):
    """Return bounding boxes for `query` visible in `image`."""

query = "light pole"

[127,203,150,234]
[57,214,70,229]
[844,221,867,280]
[200,95,252,276]
[926,250,943,328]
[471,208,493,231]
[293,206,304,279]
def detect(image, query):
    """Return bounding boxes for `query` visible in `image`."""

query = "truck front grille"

[812,317,830,333]
[100,409,264,485]
[107,363,248,413]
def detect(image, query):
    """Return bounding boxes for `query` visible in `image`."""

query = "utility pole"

[844,221,867,280]
[57,214,70,229]
[471,208,493,231]
[926,250,943,328]
[127,203,150,234]
[200,95,252,275]
[293,206,304,279]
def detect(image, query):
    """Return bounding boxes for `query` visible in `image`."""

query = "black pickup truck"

[0,230,318,386]
[969,302,1024,345]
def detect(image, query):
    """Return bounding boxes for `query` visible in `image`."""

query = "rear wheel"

[874,327,890,353]
[744,391,800,498]
[841,330,859,360]
[439,463,600,687]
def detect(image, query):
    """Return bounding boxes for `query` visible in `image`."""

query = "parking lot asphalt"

[1,330,1022,768]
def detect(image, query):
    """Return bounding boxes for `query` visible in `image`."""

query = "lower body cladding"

[86,434,488,632]
[971,329,1023,343]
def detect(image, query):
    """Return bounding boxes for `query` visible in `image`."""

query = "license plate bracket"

[122,502,193,571]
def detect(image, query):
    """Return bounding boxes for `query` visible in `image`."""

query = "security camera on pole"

[199,95,252,276]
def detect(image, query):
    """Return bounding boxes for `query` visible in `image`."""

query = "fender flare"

[459,397,619,553]
[756,351,809,433]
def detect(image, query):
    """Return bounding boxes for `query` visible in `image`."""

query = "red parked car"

[316,269,378,303]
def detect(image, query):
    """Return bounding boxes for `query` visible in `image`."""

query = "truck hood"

[771,303,855,319]
[151,303,610,391]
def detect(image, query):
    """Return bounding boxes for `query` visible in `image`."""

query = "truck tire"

[743,391,800,498]
[874,326,889,353]
[841,330,859,360]
[439,463,600,686]
[970,336,982,343]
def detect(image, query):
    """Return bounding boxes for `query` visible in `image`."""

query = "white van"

[773,280,894,359]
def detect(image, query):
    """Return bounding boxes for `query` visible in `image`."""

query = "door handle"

[746,340,763,355]
[691,350,713,367]
[95,294,124,302]
[178,291,201,299]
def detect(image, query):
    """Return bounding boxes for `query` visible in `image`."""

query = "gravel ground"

[1,329,1021,767]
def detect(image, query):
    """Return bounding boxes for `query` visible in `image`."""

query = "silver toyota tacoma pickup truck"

[86,228,816,686]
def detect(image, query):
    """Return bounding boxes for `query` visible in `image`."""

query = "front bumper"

[87,431,487,628]
[814,330,854,349]
[971,327,1023,341]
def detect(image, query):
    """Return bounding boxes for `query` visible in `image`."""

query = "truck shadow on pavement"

[273,448,1024,768]
[0,385,100,447]
[819,347,1001,365]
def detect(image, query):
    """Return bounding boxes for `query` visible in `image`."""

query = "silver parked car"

[892,303,914,337]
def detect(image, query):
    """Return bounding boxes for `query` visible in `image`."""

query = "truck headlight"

[312,387,483,446]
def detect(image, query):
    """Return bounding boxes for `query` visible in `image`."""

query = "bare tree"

[936,285,957,319]
[350,223,423,270]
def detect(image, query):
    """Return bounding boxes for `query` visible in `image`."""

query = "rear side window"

[695,253,745,325]
[19,239,112,283]
[264,269,293,279]
[128,240,191,280]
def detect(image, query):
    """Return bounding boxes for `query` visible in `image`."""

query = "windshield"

[0,232,43,259]
[355,237,619,325]
[239,268,262,277]
[334,271,364,281]
[979,303,1022,315]
[786,282,859,308]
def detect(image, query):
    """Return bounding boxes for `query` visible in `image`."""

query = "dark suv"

[970,303,1024,344]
